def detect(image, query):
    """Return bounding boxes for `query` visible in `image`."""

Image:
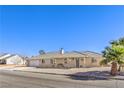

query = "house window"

[42,59,45,63]
[80,65,83,67]
[92,58,97,63]
[64,61,67,64]
[64,58,67,61]
[81,58,84,62]
[72,58,74,61]
[0,59,6,64]
[69,58,74,61]
[64,58,67,64]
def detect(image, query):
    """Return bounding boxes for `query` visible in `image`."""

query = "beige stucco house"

[27,49,103,68]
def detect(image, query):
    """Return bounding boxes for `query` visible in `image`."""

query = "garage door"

[29,60,40,67]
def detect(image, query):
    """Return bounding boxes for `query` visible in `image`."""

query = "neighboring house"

[27,49,103,68]
[0,53,27,65]
[0,53,11,59]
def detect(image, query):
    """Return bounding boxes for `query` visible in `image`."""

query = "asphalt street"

[0,70,124,88]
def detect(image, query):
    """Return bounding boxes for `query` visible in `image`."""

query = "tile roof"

[0,54,11,59]
[31,51,85,59]
[2,55,15,59]
[0,53,8,57]
[40,51,86,59]
[0,53,26,60]
[30,50,102,59]
[81,51,102,57]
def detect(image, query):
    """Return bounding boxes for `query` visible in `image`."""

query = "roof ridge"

[2,54,15,59]
[0,53,11,58]
[73,51,87,56]
[83,51,102,55]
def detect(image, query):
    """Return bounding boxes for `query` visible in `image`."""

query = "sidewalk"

[0,65,17,70]
[1,66,110,74]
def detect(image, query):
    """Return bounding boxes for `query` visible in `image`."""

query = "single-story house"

[27,49,103,68]
[0,53,27,65]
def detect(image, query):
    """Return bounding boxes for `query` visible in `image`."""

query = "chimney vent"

[60,48,64,54]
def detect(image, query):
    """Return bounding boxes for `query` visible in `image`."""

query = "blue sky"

[0,5,124,56]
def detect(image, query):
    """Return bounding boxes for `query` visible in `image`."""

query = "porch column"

[83,57,86,67]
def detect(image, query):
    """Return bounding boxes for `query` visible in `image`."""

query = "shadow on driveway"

[68,71,111,80]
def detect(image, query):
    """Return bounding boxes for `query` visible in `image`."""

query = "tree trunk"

[111,62,118,76]
[118,65,121,72]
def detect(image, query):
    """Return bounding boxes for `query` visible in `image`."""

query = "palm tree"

[110,37,124,46]
[39,50,45,55]
[110,37,124,72]
[101,37,124,76]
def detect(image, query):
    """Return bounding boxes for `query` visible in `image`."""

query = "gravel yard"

[0,66,111,75]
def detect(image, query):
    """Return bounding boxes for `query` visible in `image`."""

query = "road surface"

[0,70,124,88]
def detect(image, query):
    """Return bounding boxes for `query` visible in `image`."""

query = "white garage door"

[29,60,40,67]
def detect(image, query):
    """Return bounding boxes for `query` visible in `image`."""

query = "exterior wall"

[95,57,103,66]
[6,55,25,65]
[54,58,76,68]
[84,57,103,67]
[79,57,86,67]
[39,59,54,68]
[38,58,77,68]
[54,58,65,68]
[84,57,89,67]
[64,58,76,68]
[28,57,103,68]
[32,58,77,68]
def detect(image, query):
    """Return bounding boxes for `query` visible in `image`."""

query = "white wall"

[6,55,25,65]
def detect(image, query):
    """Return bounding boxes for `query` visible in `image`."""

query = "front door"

[76,58,80,68]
